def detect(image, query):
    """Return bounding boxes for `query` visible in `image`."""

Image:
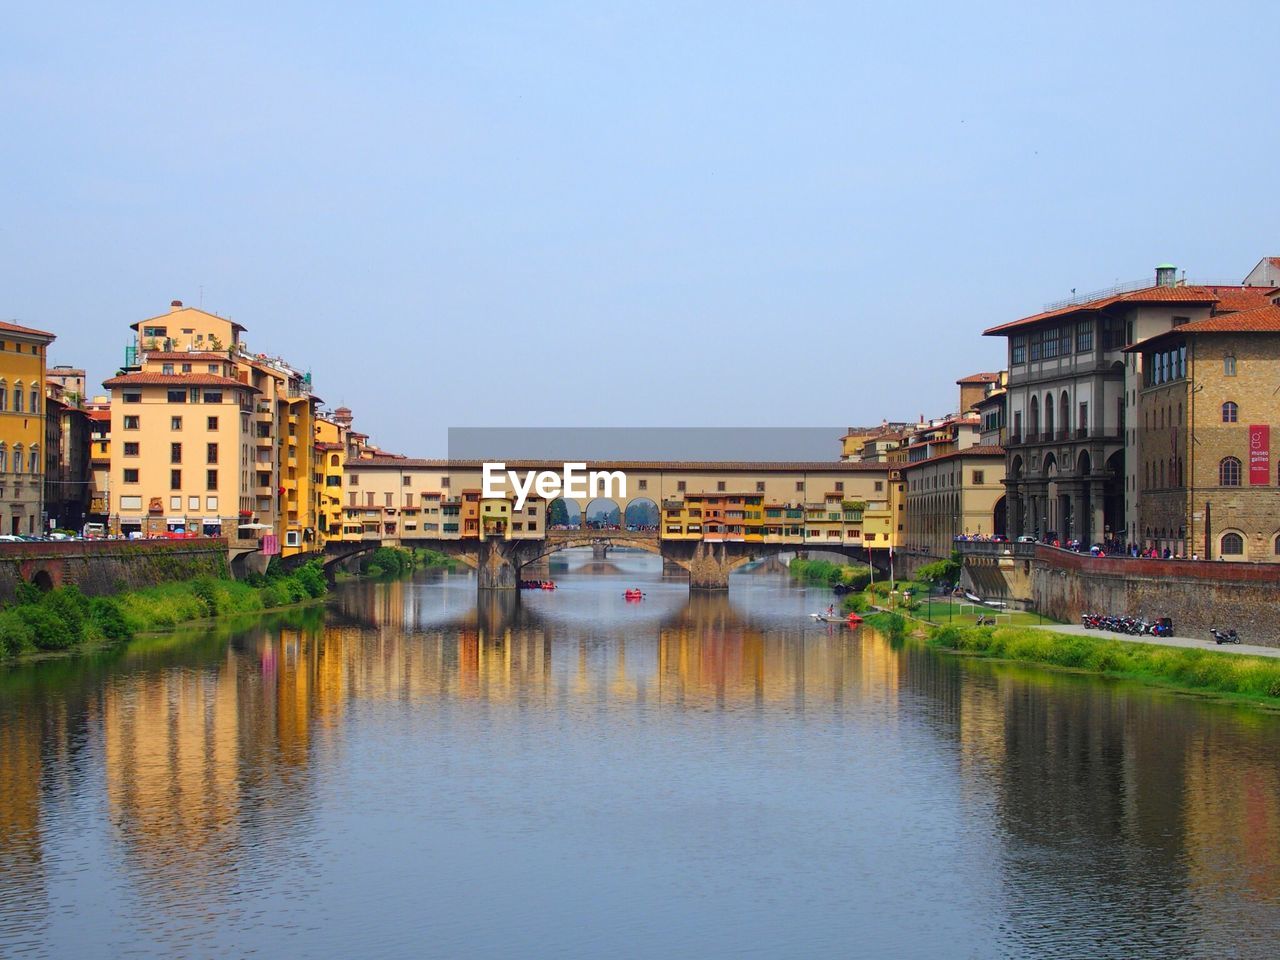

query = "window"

[203,392,223,404]
[123,468,139,483]
[1221,532,1245,556]
[385,492,394,507]
[170,469,181,489]
[1222,401,1238,423]
[717,481,726,491]
[13,388,22,413]
[124,415,140,430]
[972,471,985,485]
[167,390,186,403]
[189,496,200,510]
[1078,401,1088,434]
[1224,355,1236,377]
[207,443,218,464]
[795,481,804,492]
[162,363,174,375]
[1075,321,1093,352]
[402,475,411,486]
[874,481,883,492]
[206,497,218,510]
[170,496,182,510]
[181,364,192,373]
[756,481,765,492]
[207,416,218,430]
[1219,457,1242,486]
[207,469,218,490]
[677,481,686,492]
[441,476,449,488]
[350,474,359,486]
[636,478,648,490]
[834,481,844,492]
[170,443,182,464]
[30,390,38,414]
[171,416,183,430]
[1011,336,1027,364]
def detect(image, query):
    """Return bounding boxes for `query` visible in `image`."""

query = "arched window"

[1044,394,1055,437]
[330,454,339,467]
[12,446,22,473]
[0,380,7,411]
[1159,461,1165,487]
[1059,392,1069,438]
[1221,532,1245,556]
[1222,401,1238,423]
[1273,534,1280,556]
[1219,457,1242,486]
[1029,396,1040,437]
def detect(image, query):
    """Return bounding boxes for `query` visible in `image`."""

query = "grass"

[789,557,872,590]
[928,623,1280,704]
[0,560,329,666]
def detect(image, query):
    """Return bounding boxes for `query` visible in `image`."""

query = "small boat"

[624,589,645,601]
[540,580,556,590]
[809,612,862,625]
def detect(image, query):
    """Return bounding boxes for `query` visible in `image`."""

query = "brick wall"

[0,538,230,602]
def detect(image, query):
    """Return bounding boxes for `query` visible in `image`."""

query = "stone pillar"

[476,538,520,590]
[1007,488,1023,538]
[1067,486,1083,541]
[1090,480,1106,546]
[591,541,609,560]
[687,541,732,590]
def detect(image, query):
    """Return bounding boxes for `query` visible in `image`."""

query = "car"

[1015,535,1037,543]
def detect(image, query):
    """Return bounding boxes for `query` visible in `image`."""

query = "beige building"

[902,446,1006,558]
[105,301,322,552]
[1128,298,1280,560]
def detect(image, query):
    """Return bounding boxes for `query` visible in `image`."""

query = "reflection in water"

[1,554,1278,959]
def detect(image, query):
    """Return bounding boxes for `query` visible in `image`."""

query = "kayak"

[624,589,645,600]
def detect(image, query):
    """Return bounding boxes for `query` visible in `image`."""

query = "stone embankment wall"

[0,539,230,602]
[1031,547,1280,646]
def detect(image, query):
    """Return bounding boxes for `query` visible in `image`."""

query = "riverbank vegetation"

[928,623,1280,703]
[357,546,457,578]
[0,560,329,664]
[788,558,873,590]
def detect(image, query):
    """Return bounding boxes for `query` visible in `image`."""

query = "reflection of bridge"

[317,529,882,592]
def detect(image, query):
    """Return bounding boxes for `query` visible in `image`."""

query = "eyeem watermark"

[482,462,627,510]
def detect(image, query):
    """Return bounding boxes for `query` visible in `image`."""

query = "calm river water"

[1,550,1278,959]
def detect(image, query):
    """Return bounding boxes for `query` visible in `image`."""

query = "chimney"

[170,299,184,311]
[1155,264,1177,288]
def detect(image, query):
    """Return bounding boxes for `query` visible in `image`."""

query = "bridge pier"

[591,541,610,561]
[477,539,521,590]
[684,541,734,590]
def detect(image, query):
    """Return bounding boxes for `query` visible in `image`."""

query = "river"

[1,549,1278,959]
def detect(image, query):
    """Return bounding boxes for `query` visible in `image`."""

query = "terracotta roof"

[314,441,344,451]
[85,409,111,422]
[1125,304,1280,351]
[102,372,259,392]
[143,351,232,361]
[956,372,1001,384]
[0,319,56,340]
[900,445,1007,470]
[131,305,246,333]
[983,285,1275,337]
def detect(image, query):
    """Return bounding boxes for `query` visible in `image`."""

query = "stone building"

[985,263,1278,545]
[1127,298,1280,560]
[902,445,1006,557]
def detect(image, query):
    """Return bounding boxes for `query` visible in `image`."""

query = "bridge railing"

[953,540,1037,560]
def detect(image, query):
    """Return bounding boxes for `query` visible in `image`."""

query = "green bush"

[294,562,327,598]
[864,611,906,641]
[363,547,412,578]
[40,586,89,645]
[191,576,220,617]
[18,606,76,650]
[89,597,133,643]
[0,610,34,657]
[842,593,870,614]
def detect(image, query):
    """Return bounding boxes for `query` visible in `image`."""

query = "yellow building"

[314,415,346,545]
[0,320,55,535]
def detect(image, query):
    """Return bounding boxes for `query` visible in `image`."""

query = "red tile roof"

[143,351,233,361]
[956,372,1001,384]
[1126,304,1280,351]
[0,319,56,340]
[984,285,1277,336]
[349,458,895,472]
[900,445,1007,470]
[102,372,259,391]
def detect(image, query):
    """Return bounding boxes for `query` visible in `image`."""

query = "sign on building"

[1249,425,1270,485]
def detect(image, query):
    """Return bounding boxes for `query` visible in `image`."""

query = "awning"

[237,522,272,530]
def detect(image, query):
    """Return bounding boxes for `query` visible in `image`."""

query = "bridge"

[295,458,902,591]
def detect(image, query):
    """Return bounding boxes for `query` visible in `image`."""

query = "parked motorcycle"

[1209,627,1241,645]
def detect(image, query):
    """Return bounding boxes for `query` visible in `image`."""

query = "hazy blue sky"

[3,1,1277,455]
